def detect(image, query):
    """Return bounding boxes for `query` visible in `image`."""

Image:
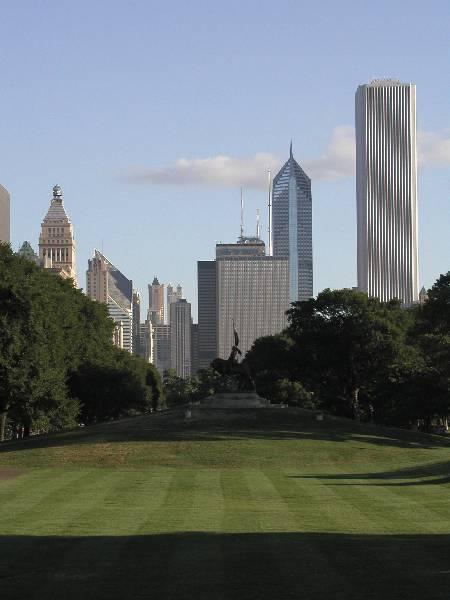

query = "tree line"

[165,273,449,431]
[0,244,162,441]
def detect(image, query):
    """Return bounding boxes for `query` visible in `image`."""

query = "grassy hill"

[1,408,450,599]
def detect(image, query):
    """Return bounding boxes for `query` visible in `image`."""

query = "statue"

[211,323,255,392]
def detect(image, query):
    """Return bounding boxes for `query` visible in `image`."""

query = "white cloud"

[122,126,450,190]
[125,153,282,190]
[418,130,450,166]
[303,126,356,180]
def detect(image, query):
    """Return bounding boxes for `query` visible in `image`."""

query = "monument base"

[201,392,268,409]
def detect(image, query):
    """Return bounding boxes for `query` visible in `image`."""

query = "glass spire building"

[272,143,313,302]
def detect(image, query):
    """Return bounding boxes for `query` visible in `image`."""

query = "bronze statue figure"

[210,322,255,391]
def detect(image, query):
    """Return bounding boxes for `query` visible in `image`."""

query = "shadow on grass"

[1,531,450,600]
[290,459,450,486]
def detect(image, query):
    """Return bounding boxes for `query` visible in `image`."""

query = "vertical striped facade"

[356,81,419,306]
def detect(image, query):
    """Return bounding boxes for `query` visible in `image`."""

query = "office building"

[191,323,199,375]
[39,185,77,285]
[356,80,419,306]
[0,184,10,243]
[153,324,171,375]
[148,277,164,325]
[139,320,153,363]
[197,260,217,369]
[272,144,313,302]
[86,250,133,352]
[198,235,290,363]
[170,299,192,378]
[216,240,289,358]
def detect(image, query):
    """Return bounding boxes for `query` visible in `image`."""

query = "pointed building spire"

[290,140,293,160]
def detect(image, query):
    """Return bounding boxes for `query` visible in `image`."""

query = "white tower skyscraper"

[356,80,419,306]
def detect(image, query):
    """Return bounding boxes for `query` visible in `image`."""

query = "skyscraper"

[356,80,419,306]
[132,291,141,355]
[139,320,153,363]
[17,241,40,264]
[0,184,10,244]
[39,185,77,285]
[216,240,289,358]
[86,250,133,352]
[153,324,171,375]
[272,144,313,302]
[148,277,164,325]
[170,299,192,378]
[167,283,182,323]
[197,260,217,370]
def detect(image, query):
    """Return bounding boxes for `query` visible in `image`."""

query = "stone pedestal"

[201,392,268,409]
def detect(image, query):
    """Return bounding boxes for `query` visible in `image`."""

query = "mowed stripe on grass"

[1,409,450,599]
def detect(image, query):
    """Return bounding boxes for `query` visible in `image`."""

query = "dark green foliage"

[0,243,162,438]
[285,289,412,419]
[246,279,449,428]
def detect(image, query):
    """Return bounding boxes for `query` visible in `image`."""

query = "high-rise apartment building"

[86,250,133,352]
[39,185,77,285]
[356,80,419,306]
[148,277,164,325]
[0,184,10,244]
[272,144,313,302]
[167,283,182,323]
[170,299,192,378]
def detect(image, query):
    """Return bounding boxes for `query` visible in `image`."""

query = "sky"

[1,0,449,319]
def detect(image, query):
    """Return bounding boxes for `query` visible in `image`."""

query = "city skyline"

[2,3,449,318]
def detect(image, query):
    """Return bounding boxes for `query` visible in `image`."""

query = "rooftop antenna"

[267,170,272,256]
[256,209,260,239]
[240,187,244,239]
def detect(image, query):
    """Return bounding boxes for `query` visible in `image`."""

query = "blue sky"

[1,0,449,318]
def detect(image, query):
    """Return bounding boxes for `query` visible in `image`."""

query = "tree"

[412,272,450,424]
[286,289,411,419]
[0,244,156,439]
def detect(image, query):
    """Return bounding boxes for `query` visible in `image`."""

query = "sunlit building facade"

[39,185,77,285]
[86,250,133,352]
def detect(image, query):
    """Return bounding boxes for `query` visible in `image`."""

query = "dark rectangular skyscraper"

[272,143,313,302]
[197,260,217,369]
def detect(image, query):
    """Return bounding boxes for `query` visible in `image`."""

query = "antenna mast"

[256,209,260,239]
[240,187,244,239]
[267,170,272,256]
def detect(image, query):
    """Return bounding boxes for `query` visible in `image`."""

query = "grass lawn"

[1,407,450,599]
